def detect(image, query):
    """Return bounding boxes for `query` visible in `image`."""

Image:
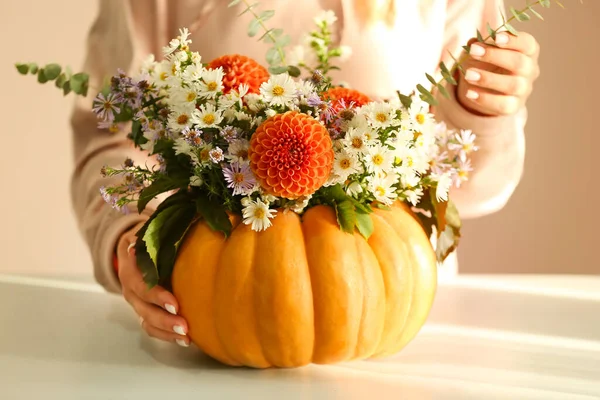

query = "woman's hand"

[457,31,540,117]
[116,221,190,347]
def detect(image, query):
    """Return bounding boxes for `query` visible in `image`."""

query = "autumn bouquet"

[16,0,568,368]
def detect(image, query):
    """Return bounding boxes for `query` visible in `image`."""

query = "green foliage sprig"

[228,0,300,77]
[15,62,89,96]
[401,0,580,107]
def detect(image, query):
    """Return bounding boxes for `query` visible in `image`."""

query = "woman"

[70,0,539,347]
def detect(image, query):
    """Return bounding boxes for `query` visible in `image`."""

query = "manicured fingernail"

[466,90,479,100]
[464,69,481,82]
[127,242,136,255]
[176,339,189,347]
[173,325,186,336]
[495,33,509,45]
[165,304,177,315]
[470,44,485,57]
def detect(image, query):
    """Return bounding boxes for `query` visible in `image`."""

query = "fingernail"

[173,325,186,336]
[495,33,509,45]
[165,304,177,315]
[466,90,479,100]
[464,69,481,82]
[470,44,485,57]
[176,339,189,347]
[127,242,136,255]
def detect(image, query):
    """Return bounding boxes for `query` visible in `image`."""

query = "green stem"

[241,0,286,65]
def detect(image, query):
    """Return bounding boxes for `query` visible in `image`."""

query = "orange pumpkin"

[171,201,437,368]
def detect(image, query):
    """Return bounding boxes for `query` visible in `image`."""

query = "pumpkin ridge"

[367,212,414,355]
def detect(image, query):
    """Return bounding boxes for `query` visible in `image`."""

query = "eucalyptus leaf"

[228,0,241,6]
[266,47,281,65]
[258,10,275,21]
[15,63,29,75]
[62,81,71,96]
[268,65,288,74]
[504,23,519,36]
[540,0,550,7]
[426,73,437,86]
[28,63,39,74]
[287,65,301,78]
[55,73,67,88]
[486,23,496,40]
[529,7,544,20]
[262,28,283,43]
[43,63,61,80]
[247,17,261,37]
[239,2,259,15]
[70,72,89,96]
[436,82,450,99]
[397,92,413,109]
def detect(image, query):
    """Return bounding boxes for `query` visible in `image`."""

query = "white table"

[0,273,599,400]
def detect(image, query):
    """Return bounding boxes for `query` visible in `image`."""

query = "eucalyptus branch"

[229,0,298,75]
[404,0,580,107]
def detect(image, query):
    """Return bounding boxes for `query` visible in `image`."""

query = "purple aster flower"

[92,93,121,122]
[223,162,257,196]
[220,126,240,143]
[306,93,324,107]
[156,154,167,173]
[182,127,204,147]
[97,120,121,133]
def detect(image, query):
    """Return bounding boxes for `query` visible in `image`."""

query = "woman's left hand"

[456,31,540,117]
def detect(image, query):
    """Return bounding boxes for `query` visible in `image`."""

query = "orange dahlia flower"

[249,112,334,199]
[322,87,371,110]
[207,54,270,94]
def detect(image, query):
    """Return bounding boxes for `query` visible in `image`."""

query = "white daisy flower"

[182,64,204,83]
[242,198,277,232]
[167,105,195,133]
[314,10,337,26]
[408,97,434,128]
[173,138,200,165]
[454,158,473,188]
[227,139,250,164]
[366,144,395,174]
[449,129,478,161]
[244,93,265,113]
[265,109,277,118]
[260,73,296,107]
[199,68,224,99]
[333,149,361,180]
[365,102,396,129]
[368,174,398,206]
[193,103,223,128]
[152,60,174,87]
[401,186,424,206]
[141,54,157,76]
[169,83,200,107]
[341,127,370,155]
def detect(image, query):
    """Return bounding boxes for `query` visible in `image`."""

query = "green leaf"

[258,9,275,21]
[268,65,288,74]
[143,206,180,268]
[441,70,457,86]
[28,63,39,74]
[416,84,431,96]
[439,61,451,75]
[70,72,89,96]
[55,73,67,88]
[266,47,282,65]
[504,23,519,36]
[135,216,159,288]
[238,2,259,15]
[350,198,372,214]
[15,63,29,75]
[486,23,496,40]
[355,212,374,240]
[287,65,301,77]
[195,195,232,237]
[62,81,71,96]
[540,0,551,7]
[275,34,291,47]
[436,82,450,99]
[510,7,530,21]
[247,17,261,37]
[37,69,48,84]
[228,0,241,6]
[129,120,146,147]
[334,200,356,234]
[426,73,437,86]
[319,184,349,203]
[397,92,413,109]
[476,29,484,42]
[43,63,61,80]
[529,7,544,20]
[137,176,189,213]
[262,28,284,43]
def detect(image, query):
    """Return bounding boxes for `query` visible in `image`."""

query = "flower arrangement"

[16,0,572,289]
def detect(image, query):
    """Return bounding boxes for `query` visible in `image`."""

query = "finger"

[493,31,540,58]
[140,317,190,347]
[461,84,522,116]
[127,291,189,336]
[117,237,181,314]
[464,67,532,97]
[468,43,535,77]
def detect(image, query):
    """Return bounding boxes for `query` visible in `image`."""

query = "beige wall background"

[0,1,596,280]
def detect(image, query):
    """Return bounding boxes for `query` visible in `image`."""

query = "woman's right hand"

[116,221,190,347]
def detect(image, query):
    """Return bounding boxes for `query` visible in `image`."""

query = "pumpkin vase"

[171,201,437,368]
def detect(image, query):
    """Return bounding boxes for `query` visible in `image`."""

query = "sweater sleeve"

[70,0,167,293]
[431,0,527,220]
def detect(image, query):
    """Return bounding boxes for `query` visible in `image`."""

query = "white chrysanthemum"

[365,144,395,174]
[199,68,224,99]
[295,80,316,98]
[314,10,337,26]
[163,27,192,55]
[265,109,277,118]
[227,139,250,164]
[402,186,424,206]
[141,54,157,76]
[368,174,398,205]
[408,97,434,129]
[260,73,296,106]
[244,93,264,113]
[341,127,370,155]
[152,60,175,87]
[364,102,396,129]
[173,138,200,164]
[182,64,204,83]
[167,104,195,133]
[333,149,361,181]
[193,103,223,128]
[434,172,453,202]
[242,198,277,232]
[169,83,200,108]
